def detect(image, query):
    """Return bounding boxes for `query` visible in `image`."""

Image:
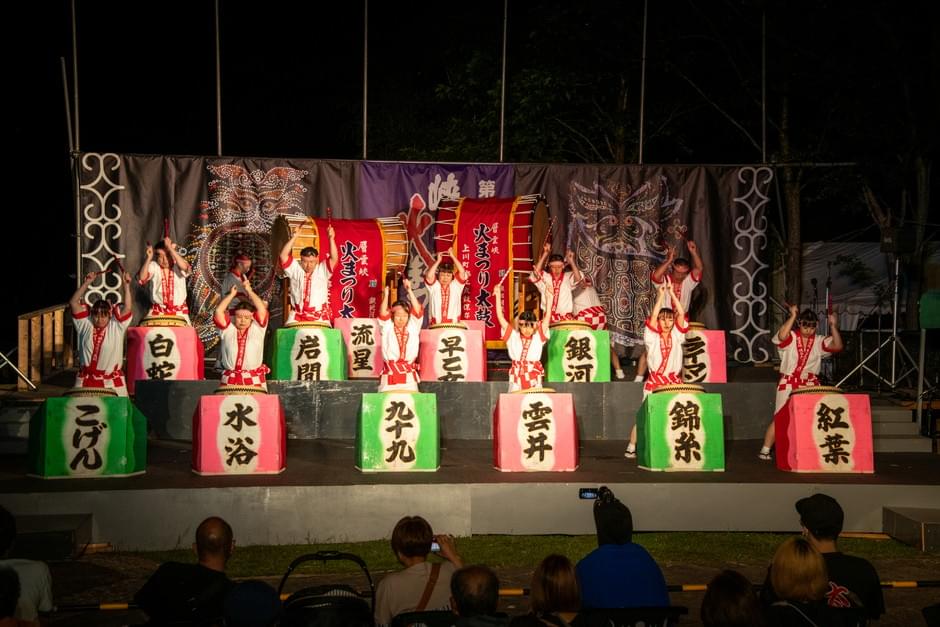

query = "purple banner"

[358,162,514,218]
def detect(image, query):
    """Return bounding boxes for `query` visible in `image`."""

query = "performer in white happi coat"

[759,305,843,460]
[378,278,424,393]
[635,240,703,381]
[137,237,192,323]
[278,223,338,325]
[572,271,625,380]
[220,252,254,309]
[529,244,582,322]
[495,276,553,392]
[69,271,134,395]
[214,277,269,391]
[625,277,688,459]
[424,251,469,325]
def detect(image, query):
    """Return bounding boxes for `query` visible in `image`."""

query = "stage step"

[0,401,37,453]
[873,435,934,453]
[869,403,932,452]
[883,507,940,552]
[10,514,93,561]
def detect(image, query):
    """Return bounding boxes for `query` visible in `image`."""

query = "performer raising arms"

[220,252,254,306]
[635,240,703,382]
[214,277,270,391]
[625,277,689,459]
[495,276,553,392]
[424,250,469,325]
[378,278,424,393]
[530,244,582,322]
[279,223,338,325]
[69,271,134,395]
[138,237,192,323]
[759,305,843,460]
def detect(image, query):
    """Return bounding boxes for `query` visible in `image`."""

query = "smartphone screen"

[579,488,599,499]
[430,541,441,552]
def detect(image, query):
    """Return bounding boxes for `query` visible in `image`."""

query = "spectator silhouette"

[0,507,52,622]
[575,486,668,609]
[134,516,235,626]
[451,565,508,626]
[374,515,463,627]
[761,494,884,620]
[0,568,39,627]
[510,554,582,626]
[700,570,765,627]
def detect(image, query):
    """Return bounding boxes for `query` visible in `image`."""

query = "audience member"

[451,565,509,626]
[222,580,281,627]
[0,508,52,622]
[0,569,38,627]
[374,516,464,627]
[134,516,235,625]
[764,537,832,627]
[575,487,669,609]
[510,554,581,626]
[761,494,884,620]
[700,570,765,627]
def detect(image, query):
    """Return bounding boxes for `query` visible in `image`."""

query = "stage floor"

[3,438,940,494]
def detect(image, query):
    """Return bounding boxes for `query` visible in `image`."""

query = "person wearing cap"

[759,305,843,461]
[69,270,134,395]
[220,252,254,306]
[575,486,668,609]
[761,493,884,620]
[425,251,469,325]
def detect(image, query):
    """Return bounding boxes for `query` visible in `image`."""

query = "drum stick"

[326,206,332,230]
[163,217,170,239]
[768,296,791,315]
[542,217,555,249]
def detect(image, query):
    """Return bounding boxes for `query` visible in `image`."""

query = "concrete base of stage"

[2,439,938,551]
[136,379,777,442]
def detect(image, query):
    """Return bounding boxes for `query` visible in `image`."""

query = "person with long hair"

[511,554,581,626]
[700,570,765,627]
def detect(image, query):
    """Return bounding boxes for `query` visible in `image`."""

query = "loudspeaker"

[880,227,917,254]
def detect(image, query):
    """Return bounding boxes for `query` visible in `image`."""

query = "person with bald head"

[135,516,235,625]
[450,565,508,626]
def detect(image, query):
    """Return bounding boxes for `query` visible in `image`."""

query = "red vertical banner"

[437,197,543,345]
[314,218,387,319]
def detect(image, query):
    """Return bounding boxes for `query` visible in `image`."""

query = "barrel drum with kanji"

[636,388,725,472]
[546,328,611,383]
[418,327,486,382]
[335,318,383,378]
[270,327,347,381]
[493,392,579,472]
[192,394,286,475]
[682,326,727,384]
[774,389,874,473]
[358,393,439,472]
[28,396,147,478]
[126,326,204,394]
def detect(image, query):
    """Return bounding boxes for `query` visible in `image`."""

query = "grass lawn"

[131,532,923,579]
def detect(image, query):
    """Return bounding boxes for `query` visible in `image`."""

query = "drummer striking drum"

[424,251,469,325]
[279,223,339,325]
[759,305,843,461]
[138,237,192,324]
[495,276,553,392]
[377,278,424,393]
[530,245,582,322]
[214,277,270,392]
[69,271,134,396]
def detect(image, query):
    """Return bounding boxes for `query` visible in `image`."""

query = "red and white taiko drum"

[126,326,204,394]
[774,386,874,473]
[192,393,286,475]
[493,391,579,472]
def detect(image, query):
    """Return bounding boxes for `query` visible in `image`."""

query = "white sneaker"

[633,375,644,382]
[614,370,626,380]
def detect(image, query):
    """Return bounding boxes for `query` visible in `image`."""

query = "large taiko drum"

[271,214,409,321]
[434,195,549,346]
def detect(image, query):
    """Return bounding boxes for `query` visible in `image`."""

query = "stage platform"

[2,437,938,551]
[134,379,779,441]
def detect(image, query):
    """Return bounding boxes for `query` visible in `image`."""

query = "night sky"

[5,0,937,347]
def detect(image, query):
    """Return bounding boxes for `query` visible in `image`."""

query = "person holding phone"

[373,516,464,627]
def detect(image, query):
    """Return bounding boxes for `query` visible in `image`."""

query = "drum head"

[215,385,268,395]
[790,385,843,396]
[428,323,468,330]
[140,315,187,327]
[549,320,592,331]
[515,386,556,394]
[285,320,332,329]
[64,387,118,398]
[652,383,706,394]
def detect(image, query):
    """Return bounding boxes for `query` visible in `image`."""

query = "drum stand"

[837,256,920,391]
